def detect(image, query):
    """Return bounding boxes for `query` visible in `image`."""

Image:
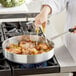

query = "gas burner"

[9,61,47,69]
[4,22,16,31]
[6,28,23,37]
[19,21,35,33]
[19,62,47,68]
[2,21,37,37]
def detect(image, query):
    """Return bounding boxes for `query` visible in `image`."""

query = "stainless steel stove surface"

[0,21,60,76]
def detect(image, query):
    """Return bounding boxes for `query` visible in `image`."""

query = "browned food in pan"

[6,44,22,54]
[6,39,53,55]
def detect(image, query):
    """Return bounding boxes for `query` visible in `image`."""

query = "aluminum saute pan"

[2,27,76,64]
[2,35,54,64]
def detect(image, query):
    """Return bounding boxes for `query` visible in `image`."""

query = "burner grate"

[0,52,11,76]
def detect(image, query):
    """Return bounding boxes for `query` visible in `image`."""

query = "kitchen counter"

[55,45,76,73]
[0,0,42,22]
[0,0,41,14]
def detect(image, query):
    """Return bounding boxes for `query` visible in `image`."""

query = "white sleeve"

[42,0,69,15]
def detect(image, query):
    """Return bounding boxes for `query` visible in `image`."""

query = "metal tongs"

[35,27,39,45]
[35,22,46,45]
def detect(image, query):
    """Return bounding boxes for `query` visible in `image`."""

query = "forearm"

[35,5,52,28]
[40,5,52,15]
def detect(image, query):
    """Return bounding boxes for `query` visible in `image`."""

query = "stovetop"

[0,21,60,76]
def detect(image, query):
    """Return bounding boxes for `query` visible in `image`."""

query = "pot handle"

[40,27,76,41]
[51,27,76,40]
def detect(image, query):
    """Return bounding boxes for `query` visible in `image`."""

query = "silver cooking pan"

[2,35,54,64]
[2,27,76,64]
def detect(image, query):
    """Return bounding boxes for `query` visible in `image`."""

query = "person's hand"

[73,26,76,33]
[69,26,76,33]
[35,12,48,32]
[35,6,52,29]
[35,12,48,28]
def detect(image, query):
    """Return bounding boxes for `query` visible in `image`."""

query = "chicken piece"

[28,48,38,55]
[20,41,26,47]
[20,41,35,49]
[22,48,29,54]
[11,47,22,54]
[37,43,48,50]
[6,47,12,52]
[38,50,45,54]
[9,44,18,48]
[6,44,22,54]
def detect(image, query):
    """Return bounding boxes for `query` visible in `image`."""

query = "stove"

[0,21,60,76]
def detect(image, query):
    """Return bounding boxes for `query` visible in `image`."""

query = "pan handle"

[51,27,76,40]
[40,27,76,41]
